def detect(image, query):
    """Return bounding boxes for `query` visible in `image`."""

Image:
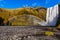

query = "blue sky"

[0,0,60,9]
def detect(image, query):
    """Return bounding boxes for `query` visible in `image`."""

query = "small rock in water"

[27,36,31,38]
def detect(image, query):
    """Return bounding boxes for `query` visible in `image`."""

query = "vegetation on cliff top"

[0,7,59,27]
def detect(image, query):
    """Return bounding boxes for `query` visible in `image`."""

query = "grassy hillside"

[0,8,60,27]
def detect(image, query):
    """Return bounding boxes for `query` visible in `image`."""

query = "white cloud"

[22,4,29,7]
[32,3,37,6]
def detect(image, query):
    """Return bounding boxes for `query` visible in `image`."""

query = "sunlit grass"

[0,7,59,27]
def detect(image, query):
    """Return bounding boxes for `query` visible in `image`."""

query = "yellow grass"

[0,8,59,27]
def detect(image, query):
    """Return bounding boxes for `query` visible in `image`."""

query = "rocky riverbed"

[0,26,60,40]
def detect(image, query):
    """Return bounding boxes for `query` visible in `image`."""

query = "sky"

[0,0,60,9]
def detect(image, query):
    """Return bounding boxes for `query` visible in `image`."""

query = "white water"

[38,4,59,26]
